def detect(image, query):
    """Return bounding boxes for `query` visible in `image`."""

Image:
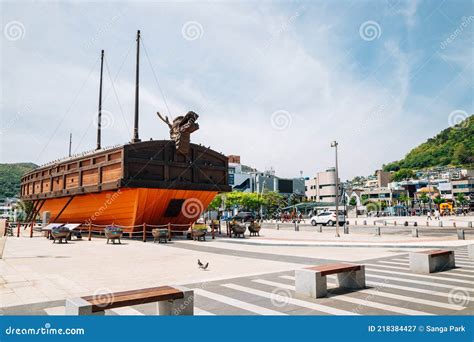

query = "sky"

[1,0,473,181]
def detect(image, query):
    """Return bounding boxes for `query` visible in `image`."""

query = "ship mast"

[132,30,141,143]
[96,49,104,150]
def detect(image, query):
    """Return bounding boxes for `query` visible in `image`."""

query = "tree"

[391,169,415,182]
[433,196,445,208]
[455,193,468,211]
[419,192,429,211]
[349,196,357,206]
[207,195,223,211]
[399,193,410,206]
[453,144,471,165]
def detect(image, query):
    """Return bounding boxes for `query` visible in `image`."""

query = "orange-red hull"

[39,188,217,229]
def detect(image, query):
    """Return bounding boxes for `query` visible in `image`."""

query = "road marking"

[366,265,474,284]
[281,274,473,293]
[109,307,144,315]
[221,283,358,315]
[372,263,474,279]
[195,307,215,315]
[389,259,474,273]
[251,279,433,315]
[194,288,286,315]
[393,258,474,267]
[256,279,464,311]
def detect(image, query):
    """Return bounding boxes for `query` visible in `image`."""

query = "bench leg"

[65,297,105,316]
[335,266,366,289]
[295,269,327,298]
[158,287,194,316]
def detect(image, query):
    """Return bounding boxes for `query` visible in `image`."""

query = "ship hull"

[39,188,218,229]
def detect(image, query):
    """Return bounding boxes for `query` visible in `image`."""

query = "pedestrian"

[427,210,432,220]
[434,209,440,220]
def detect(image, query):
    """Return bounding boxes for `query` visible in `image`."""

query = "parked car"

[310,211,345,226]
[232,212,256,223]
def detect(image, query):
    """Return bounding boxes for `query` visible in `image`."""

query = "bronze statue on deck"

[157,111,199,154]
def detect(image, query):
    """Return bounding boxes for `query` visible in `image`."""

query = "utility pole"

[331,141,340,237]
[68,133,72,157]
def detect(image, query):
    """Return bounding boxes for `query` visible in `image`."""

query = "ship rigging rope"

[140,36,174,120]
[72,39,135,153]
[34,55,101,164]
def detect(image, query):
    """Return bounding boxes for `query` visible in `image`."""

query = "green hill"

[0,163,38,198]
[383,115,473,172]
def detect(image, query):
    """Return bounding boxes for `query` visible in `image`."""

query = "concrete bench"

[65,285,193,315]
[409,250,455,273]
[295,263,365,298]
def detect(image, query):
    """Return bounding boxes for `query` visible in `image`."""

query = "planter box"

[104,227,123,244]
[152,228,169,243]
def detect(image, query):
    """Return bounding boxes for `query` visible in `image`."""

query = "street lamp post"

[331,141,340,237]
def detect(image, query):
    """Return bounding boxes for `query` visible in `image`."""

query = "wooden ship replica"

[20,31,230,231]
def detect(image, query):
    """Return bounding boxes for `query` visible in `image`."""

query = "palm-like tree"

[455,193,468,213]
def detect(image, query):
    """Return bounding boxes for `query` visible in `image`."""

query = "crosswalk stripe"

[195,307,215,315]
[366,263,474,282]
[389,259,474,273]
[375,261,474,278]
[222,283,358,315]
[280,274,473,293]
[109,307,144,315]
[253,279,461,311]
[393,258,474,267]
[194,288,286,315]
[366,265,474,286]
[279,275,470,304]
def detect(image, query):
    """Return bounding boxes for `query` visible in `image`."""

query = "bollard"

[453,222,456,228]
[168,223,171,241]
[404,221,408,227]
[344,226,349,234]
[17,222,20,237]
[355,220,357,226]
[383,221,387,226]
[375,227,380,236]
[212,222,215,239]
[468,222,472,228]
[88,223,92,241]
[294,222,299,231]
[394,221,397,226]
[29,221,34,238]
[363,220,367,226]
[374,221,377,226]
[318,225,322,233]
[142,223,146,242]
[414,222,417,227]
[276,223,280,230]
[426,221,429,227]
[457,229,465,240]
[438,221,443,227]
[412,228,418,238]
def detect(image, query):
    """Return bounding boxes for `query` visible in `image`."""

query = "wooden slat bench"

[65,285,193,315]
[295,263,365,298]
[409,249,455,273]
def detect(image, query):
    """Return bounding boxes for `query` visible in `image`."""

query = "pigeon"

[198,259,209,270]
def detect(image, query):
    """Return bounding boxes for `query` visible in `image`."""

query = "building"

[438,182,453,200]
[360,187,405,205]
[376,170,391,187]
[452,178,474,209]
[305,168,339,203]
[228,156,305,197]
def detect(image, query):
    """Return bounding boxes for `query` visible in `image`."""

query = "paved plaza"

[1,225,473,316]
